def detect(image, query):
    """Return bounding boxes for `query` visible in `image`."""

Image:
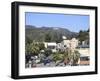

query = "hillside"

[25,25,78,43]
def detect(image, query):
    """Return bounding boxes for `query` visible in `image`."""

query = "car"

[43,58,52,65]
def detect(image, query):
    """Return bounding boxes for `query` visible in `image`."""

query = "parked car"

[43,57,52,65]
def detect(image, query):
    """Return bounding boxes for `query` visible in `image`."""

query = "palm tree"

[64,49,80,66]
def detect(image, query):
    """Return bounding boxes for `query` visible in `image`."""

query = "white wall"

[0,0,99,81]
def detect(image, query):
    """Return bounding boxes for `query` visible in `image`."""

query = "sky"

[25,12,89,32]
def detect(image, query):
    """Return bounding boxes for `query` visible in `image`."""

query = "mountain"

[25,25,78,43]
[25,25,36,29]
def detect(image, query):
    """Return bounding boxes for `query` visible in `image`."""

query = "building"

[44,42,57,52]
[76,45,90,65]
[44,36,79,53]
[57,36,79,52]
[56,43,63,51]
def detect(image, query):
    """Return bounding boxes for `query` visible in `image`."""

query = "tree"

[77,30,89,44]
[25,42,40,56]
[38,42,45,50]
[25,43,31,55]
[44,49,52,57]
[63,49,80,65]
[26,36,32,44]
[45,33,51,42]
[30,42,40,55]
[54,33,63,43]
[73,50,80,64]
[87,29,89,32]
[52,53,64,63]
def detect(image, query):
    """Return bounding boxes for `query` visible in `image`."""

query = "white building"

[57,36,79,52]
[44,42,57,52]
[56,43,63,51]
[44,36,79,52]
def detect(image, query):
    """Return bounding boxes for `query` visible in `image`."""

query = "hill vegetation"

[25,25,78,43]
